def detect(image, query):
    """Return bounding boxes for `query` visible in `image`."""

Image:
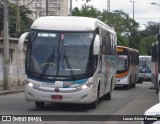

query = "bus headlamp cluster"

[76,82,93,90]
[25,80,39,88]
[119,75,127,79]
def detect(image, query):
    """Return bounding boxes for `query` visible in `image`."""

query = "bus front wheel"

[35,102,45,109]
[90,84,100,109]
[103,81,113,100]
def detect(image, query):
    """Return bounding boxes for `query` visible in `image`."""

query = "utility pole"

[130,1,135,48]
[142,24,147,54]
[16,0,20,37]
[46,0,48,16]
[70,0,72,15]
[107,0,110,12]
[3,0,10,90]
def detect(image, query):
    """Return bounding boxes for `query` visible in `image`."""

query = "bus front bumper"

[115,77,129,86]
[25,85,95,104]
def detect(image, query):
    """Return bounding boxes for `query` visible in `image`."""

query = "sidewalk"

[0,85,25,95]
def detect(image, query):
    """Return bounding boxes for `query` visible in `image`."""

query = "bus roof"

[139,56,151,58]
[117,46,139,53]
[31,16,115,34]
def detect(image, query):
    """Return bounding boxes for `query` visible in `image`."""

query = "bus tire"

[129,77,131,89]
[156,82,159,94]
[139,80,143,84]
[103,80,113,100]
[90,83,100,109]
[103,91,112,100]
[90,100,97,109]
[124,85,129,90]
[35,102,45,109]
[133,83,135,88]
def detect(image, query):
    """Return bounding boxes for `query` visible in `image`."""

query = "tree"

[72,4,101,18]
[0,3,33,37]
[139,22,159,55]
[72,4,159,55]
[18,5,33,36]
[117,33,129,46]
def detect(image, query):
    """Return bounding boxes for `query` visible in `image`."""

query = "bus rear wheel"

[35,102,45,109]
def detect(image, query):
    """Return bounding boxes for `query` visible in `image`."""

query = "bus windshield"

[139,58,151,73]
[117,55,128,71]
[26,31,95,80]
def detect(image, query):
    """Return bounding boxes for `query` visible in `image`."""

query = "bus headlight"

[76,82,93,90]
[28,82,34,87]
[81,85,88,90]
[25,80,39,88]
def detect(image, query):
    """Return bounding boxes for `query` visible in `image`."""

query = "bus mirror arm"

[93,35,100,55]
[18,32,29,52]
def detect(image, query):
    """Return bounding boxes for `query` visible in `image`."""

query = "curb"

[0,90,24,95]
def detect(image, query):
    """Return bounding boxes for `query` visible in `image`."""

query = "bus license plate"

[51,95,63,100]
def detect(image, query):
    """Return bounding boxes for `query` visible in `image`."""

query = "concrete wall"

[0,38,26,86]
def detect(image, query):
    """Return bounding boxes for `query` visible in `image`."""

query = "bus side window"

[100,27,113,55]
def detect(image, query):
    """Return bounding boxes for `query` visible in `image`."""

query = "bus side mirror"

[18,32,29,52]
[93,35,100,55]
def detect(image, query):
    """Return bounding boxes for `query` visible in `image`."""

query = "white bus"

[115,46,139,89]
[18,16,117,109]
[137,56,151,84]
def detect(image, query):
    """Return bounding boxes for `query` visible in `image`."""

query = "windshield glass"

[139,57,151,73]
[117,55,128,71]
[26,31,94,79]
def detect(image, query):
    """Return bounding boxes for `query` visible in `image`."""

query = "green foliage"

[117,33,129,47]
[19,5,33,35]
[72,4,159,55]
[139,34,155,55]
[0,3,33,37]
[72,4,101,18]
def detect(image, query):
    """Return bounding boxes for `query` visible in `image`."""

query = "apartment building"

[9,0,69,19]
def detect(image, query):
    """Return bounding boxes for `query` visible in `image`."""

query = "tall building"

[9,0,69,19]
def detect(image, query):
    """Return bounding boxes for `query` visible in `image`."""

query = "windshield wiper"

[40,49,55,78]
[61,43,75,79]
[63,54,75,78]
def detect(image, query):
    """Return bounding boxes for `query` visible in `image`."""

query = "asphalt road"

[0,82,158,124]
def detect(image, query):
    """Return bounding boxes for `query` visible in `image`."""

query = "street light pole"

[3,0,10,90]
[142,24,147,54]
[130,0,135,48]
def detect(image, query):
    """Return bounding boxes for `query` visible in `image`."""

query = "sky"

[72,0,160,30]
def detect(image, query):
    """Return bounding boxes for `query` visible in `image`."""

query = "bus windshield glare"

[26,31,95,80]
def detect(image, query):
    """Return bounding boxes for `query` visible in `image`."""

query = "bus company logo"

[55,87,59,92]
[2,116,11,121]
